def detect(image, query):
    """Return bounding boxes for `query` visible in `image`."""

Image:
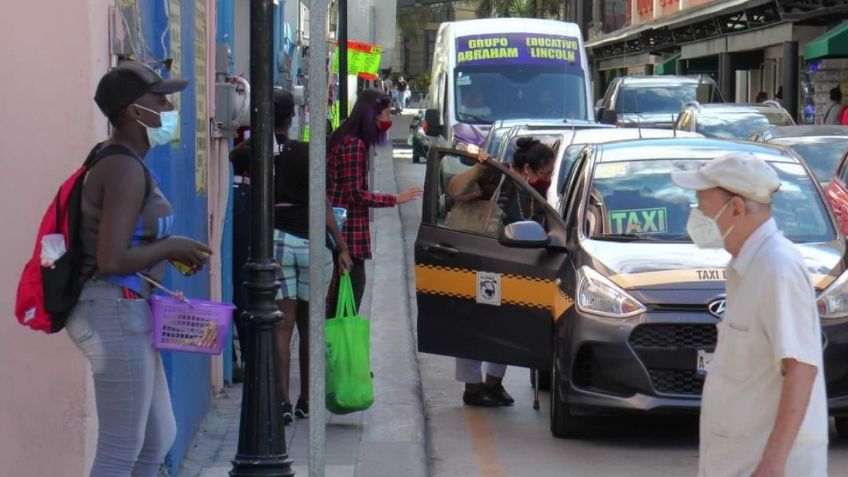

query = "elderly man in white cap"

[672,152,828,477]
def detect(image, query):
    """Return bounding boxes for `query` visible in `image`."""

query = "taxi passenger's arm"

[446,150,492,200]
[753,359,817,476]
[446,163,485,200]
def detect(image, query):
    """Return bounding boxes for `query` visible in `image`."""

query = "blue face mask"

[134,104,179,147]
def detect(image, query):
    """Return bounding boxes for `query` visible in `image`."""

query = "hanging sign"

[332,40,383,80]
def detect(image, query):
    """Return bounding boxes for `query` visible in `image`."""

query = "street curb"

[353,143,428,477]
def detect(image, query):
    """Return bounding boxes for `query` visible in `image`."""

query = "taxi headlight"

[576,266,646,318]
[817,272,848,319]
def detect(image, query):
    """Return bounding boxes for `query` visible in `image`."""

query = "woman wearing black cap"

[65,61,211,476]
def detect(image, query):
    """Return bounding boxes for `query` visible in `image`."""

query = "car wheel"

[529,368,552,391]
[835,416,848,438]
[550,359,588,438]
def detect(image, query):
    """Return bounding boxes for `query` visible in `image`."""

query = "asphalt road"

[389,114,848,476]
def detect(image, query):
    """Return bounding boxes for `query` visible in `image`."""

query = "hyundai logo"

[708,299,726,319]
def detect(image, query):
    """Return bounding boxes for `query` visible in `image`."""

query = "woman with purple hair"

[327,89,423,308]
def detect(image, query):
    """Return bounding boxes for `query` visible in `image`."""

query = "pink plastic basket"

[150,295,235,355]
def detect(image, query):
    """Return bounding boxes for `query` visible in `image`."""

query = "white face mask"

[686,200,736,249]
[134,104,179,147]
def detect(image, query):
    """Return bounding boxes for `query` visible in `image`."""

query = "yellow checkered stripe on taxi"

[415,264,574,320]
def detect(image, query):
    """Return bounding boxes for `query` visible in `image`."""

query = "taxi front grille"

[649,369,704,395]
[629,324,717,396]
[628,324,717,349]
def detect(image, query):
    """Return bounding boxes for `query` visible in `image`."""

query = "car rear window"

[770,137,848,184]
[697,112,793,139]
[587,159,834,243]
[616,85,698,114]
[500,134,560,163]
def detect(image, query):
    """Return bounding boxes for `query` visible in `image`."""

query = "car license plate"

[696,350,714,376]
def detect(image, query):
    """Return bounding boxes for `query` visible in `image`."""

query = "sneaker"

[295,398,309,419]
[282,402,294,425]
[488,384,515,406]
[462,388,501,407]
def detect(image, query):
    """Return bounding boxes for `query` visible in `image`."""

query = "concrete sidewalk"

[178,118,427,477]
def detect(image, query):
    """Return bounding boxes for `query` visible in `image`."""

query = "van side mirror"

[600,109,618,125]
[424,109,443,137]
[499,221,550,248]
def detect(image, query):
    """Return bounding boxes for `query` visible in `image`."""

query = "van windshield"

[455,65,587,123]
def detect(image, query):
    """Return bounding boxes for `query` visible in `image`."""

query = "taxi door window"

[437,155,549,238]
[561,150,590,226]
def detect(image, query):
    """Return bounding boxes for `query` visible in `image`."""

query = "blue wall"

[140,0,212,473]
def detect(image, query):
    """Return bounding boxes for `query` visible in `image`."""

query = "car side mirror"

[499,221,550,248]
[600,109,617,125]
[424,109,443,137]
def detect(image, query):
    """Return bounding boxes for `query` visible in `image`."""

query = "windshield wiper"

[458,112,494,124]
[595,233,674,242]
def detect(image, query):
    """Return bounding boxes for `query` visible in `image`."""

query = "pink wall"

[0,0,112,474]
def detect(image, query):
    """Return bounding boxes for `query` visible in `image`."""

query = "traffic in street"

[392,112,848,476]
[397,15,848,475]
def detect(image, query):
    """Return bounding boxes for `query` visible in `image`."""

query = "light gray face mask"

[686,200,735,249]
[134,104,179,147]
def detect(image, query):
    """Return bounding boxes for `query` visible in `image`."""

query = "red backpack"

[14,143,139,333]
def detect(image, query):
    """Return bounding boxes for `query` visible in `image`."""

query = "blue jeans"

[65,280,176,477]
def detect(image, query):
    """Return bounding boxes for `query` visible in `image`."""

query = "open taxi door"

[415,147,573,370]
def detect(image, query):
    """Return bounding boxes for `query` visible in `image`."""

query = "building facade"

[586,0,848,123]
[395,0,479,80]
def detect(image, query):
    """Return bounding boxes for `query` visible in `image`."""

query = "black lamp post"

[230,0,294,474]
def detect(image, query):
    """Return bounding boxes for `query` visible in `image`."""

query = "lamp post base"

[230,454,295,477]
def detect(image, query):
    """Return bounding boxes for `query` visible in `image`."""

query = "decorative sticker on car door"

[476,272,501,306]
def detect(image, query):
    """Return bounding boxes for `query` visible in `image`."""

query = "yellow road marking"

[464,407,508,477]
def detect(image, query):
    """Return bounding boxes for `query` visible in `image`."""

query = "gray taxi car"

[415,137,848,438]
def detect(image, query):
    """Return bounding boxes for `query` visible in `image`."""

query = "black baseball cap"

[94,60,189,119]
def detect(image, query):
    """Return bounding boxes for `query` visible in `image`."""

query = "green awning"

[805,21,848,60]
[655,53,681,75]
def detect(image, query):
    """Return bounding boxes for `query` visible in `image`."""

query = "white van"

[424,18,593,148]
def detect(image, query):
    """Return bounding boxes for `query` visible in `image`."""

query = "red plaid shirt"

[327,135,396,260]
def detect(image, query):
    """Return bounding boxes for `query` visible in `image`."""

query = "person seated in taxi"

[447,137,554,226]
[444,138,555,406]
[586,188,607,236]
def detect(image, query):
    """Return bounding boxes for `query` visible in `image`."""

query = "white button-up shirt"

[699,218,828,477]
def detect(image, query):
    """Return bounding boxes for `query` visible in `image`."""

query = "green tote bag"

[325,273,374,414]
